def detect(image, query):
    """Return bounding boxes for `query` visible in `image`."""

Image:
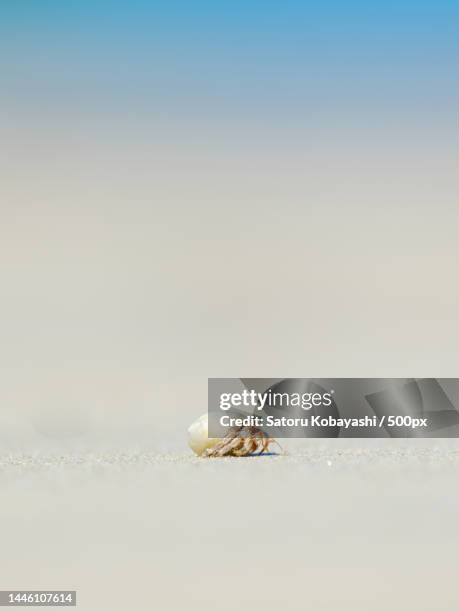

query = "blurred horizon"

[1,1,458,444]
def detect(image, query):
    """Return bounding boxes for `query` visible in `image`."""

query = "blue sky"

[1,1,458,140]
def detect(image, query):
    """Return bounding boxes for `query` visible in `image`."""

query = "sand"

[2,440,459,611]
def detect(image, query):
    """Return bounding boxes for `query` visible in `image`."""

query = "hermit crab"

[188,413,281,457]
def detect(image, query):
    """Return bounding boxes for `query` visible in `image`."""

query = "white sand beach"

[2,439,459,611]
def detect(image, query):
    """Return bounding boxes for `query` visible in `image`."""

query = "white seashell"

[188,413,219,456]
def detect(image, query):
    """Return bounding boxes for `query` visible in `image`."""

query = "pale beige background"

[1,115,458,445]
